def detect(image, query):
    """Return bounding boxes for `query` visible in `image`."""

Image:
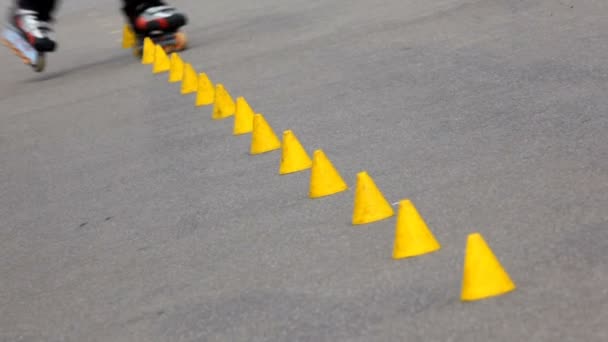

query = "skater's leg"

[121,0,187,34]
[7,0,57,51]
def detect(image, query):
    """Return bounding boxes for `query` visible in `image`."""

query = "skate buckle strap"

[143,6,176,18]
[14,8,38,19]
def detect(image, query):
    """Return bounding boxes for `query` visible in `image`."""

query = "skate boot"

[1,8,56,72]
[128,1,188,57]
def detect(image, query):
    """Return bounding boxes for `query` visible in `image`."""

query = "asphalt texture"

[1,0,607,341]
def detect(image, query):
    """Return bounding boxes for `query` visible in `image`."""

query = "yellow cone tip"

[279,130,312,174]
[392,199,440,259]
[141,37,155,65]
[233,97,255,134]
[168,53,184,83]
[352,171,394,225]
[212,84,236,119]
[122,24,135,48]
[309,149,348,198]
[181,63,198,95]
[250,114,281,154]
[460,233,516,301]
[153,44,170,73]
[195,73,215,106]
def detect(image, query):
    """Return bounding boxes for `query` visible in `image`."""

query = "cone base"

[393,244,440,259]
[153,67,169,74]
[250,146,280,155]
[280,165,311,175]
[213,114,233,120]
[309,186,348,199]
[196,100,213,106]
[234,131,251,136]
[461,285,516,302]
[352,212,394,225]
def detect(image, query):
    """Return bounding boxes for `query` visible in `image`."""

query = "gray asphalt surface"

[1,0,607,341]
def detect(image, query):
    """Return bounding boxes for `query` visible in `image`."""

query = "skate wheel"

[162,31,187,54]
[32,54,45,72]
[174,31,187,51]
[133,46,143,58]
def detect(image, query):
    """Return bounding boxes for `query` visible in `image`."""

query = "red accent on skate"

[14,17,36,45]
[157,18,169,30]
[26,33,36,45]
[135,17,147,30]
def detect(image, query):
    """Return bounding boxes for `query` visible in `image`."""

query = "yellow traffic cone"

[181,63,198,95]
[195,73,215,106]
[309,150,348,198]
[250,114,281,154]
[168,53,184,83]
[233,97,255,135]
[141,37,155,65]
[211,84,236,119]
[122,24,135,48]
[153,45,170,73]
[461,233,516,301]
[280,130,312,174]
[352,171,394,225]
[392,199,440,259]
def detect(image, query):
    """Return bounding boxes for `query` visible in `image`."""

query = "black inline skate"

[1,7,56,72]
[127,1,188,57]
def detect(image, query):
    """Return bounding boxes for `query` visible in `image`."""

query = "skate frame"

[133,30,186,56]
[1,25,45,72]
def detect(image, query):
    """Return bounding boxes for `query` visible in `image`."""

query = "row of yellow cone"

[127,27,516,302]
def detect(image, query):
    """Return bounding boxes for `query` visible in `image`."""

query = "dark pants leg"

[15,0,167,23]
[16,0,57,21]
[122,0,165,21]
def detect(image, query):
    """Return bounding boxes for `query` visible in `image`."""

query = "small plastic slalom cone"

[352,171,394,225]
[195,73,215,106]
[181,63,198,95]
[279,130,312,174]
[250,114,281,154]
[212,84,236,119]
[141,37,155,64]
[233,97,254,135]
[168,53,184,83]
[392,199,440,259]
[153,44,170,73]
[460,233,516,302]
[309,149,348,198]
[122,24,135,48]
